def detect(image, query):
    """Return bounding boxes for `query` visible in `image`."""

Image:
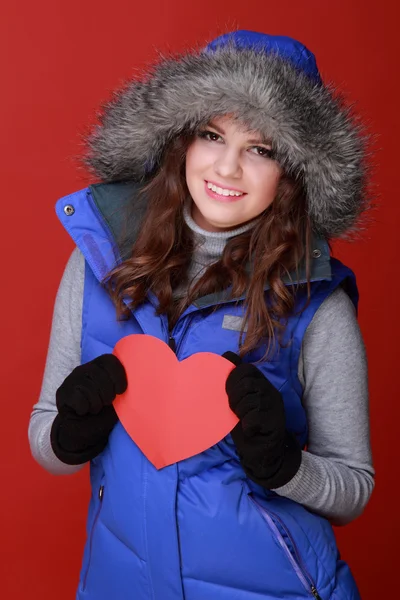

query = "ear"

[221,351,242,367]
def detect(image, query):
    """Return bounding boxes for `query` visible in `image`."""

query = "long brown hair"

[103,132,312,357]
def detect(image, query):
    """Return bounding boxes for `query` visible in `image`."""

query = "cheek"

[252,167,282,203]
[185,147,194,180]
[186,139,220,179]
[267,166,282,194]
[185,142,206,178]
[247,173,280,213]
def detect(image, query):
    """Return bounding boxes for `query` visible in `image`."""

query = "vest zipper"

[82,484,105,591]
[249,497,322,599]
[168,336,177,353]
[174,484,186,599]
[166,314,192,357]
[171,316,193,357]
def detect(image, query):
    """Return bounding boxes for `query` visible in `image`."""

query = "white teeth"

[207,182,244,196]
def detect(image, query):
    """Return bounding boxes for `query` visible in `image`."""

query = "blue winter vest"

[56,182,361,600]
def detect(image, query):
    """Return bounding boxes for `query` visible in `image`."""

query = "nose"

[214,147,242,179]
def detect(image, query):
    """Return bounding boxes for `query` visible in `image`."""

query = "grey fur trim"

[85,44,370,239]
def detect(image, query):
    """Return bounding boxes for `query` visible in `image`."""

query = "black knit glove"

[223,351,301,489]
[50,354,127,465]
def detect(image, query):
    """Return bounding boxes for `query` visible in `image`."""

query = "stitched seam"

[142,464,156,600]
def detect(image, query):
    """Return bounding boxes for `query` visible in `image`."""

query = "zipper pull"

[98,485,104,501]
[168,336,176,353]
[311,585,322,600]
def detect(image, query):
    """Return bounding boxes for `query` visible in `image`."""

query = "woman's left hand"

[223,351,302,489]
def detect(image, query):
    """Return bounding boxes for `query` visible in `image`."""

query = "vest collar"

[57,182,332,307]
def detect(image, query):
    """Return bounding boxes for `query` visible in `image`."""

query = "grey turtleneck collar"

[172,201,257,298]
[183,200,257,268]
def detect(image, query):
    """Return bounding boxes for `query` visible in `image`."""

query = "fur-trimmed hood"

[85,31,370,239]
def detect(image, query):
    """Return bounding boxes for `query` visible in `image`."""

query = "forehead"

[208,114,266,142]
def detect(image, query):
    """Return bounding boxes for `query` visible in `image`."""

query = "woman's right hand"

[50,354,127,465]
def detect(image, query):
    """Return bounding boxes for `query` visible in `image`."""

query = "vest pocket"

[248,495,323,600]
[82,482,105,592]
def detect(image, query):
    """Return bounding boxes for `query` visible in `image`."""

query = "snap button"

[64,204,75,216]
[312,249,322,259]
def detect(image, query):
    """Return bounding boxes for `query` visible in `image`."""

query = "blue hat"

[205,30,322,83]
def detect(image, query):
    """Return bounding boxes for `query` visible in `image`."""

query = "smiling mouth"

[204,181,246,203]
[205,181,246,197]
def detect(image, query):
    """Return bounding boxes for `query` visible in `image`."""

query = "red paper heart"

[113,334,238,469]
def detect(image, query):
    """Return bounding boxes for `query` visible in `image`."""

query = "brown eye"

[251,146,274,158]
[198,130,221,142]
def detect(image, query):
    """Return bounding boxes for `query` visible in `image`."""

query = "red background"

[2,1,398,597]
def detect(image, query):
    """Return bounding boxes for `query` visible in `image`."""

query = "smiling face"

[185,115,282,232]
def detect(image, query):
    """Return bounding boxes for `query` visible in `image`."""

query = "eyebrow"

[207,121,271,146]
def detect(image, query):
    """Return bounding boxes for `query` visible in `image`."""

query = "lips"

[206,180,246,194]
[204,181,245,203]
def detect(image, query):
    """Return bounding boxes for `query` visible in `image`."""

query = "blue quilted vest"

[56,182,361,600]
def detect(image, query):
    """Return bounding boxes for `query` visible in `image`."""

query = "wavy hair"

[103,132,312,357]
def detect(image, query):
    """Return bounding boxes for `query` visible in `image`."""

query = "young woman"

[29,30,374,599]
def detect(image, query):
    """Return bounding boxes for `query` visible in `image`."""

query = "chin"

[210,220,241,231]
